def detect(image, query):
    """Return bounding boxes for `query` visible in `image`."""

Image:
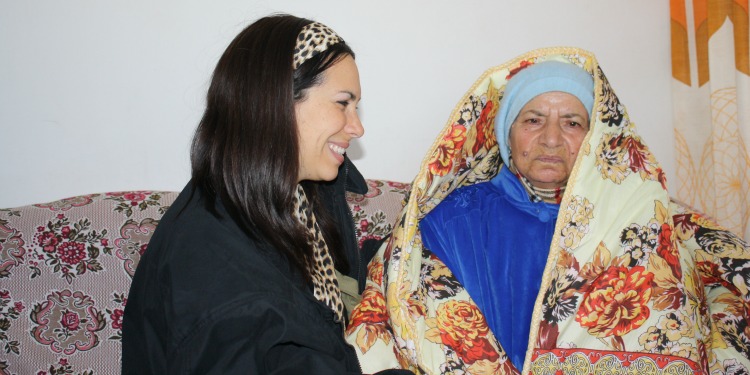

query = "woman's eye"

[337,100,349,107]
[567,120,589,130]
[525,118,540,124]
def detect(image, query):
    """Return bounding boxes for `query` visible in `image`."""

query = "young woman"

[122,14,410,374]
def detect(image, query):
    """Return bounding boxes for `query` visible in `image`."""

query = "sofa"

[0,180,410,375]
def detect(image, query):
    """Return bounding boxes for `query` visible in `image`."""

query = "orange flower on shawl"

[346,286,390,353]
[427,124,467,177]
[471,100,497,155]
[696,260,725,286]
[657,222,682,280]
[367,258,384,286]
[576,266,654,337]
[430,300,499,365]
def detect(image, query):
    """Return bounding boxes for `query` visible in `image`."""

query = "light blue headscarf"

[495,60,595,166]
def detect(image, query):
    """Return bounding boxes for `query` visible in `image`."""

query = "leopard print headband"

[293,22,343,70]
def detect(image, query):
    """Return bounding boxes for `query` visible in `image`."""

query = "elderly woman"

[418,60,593,368]
[346,48,750,374]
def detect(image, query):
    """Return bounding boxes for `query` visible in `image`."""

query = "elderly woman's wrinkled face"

[509,91,589,189]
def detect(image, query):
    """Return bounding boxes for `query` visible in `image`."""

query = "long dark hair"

[190,14,355,283]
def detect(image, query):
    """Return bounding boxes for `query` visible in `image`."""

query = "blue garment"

[419,166,559,368]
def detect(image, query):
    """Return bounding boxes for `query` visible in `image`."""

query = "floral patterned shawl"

[345,47,750,374]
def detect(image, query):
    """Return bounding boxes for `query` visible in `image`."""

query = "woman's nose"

[347,112,364,138]
[540,121,562,147]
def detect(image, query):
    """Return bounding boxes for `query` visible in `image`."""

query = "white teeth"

[329,144,345,155]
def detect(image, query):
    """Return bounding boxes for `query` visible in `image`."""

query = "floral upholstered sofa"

[0,180,410,375]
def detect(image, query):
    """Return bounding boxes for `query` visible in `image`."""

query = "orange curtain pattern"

[671,0,750,240]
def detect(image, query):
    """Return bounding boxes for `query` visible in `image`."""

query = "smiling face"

[508,91,590,189]
[295,55,363,182]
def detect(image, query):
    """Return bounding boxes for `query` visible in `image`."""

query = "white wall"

[0,0,672,208]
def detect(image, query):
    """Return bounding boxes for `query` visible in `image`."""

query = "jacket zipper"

[343,161,362,291]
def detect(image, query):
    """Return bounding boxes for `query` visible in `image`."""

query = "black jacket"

[122,182,363,374]
[318,155,382,293]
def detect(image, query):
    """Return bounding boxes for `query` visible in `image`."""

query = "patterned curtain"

[671,0,750,240]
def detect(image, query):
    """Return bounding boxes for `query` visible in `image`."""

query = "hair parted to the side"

[190,14,355,284]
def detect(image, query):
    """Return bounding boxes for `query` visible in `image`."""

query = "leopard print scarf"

[293,184,344,322]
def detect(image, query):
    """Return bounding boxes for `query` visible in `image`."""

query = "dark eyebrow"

[523,109,586,119]
[561,113,587,119]
[341,91,358,101]
[523,109,545,116]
